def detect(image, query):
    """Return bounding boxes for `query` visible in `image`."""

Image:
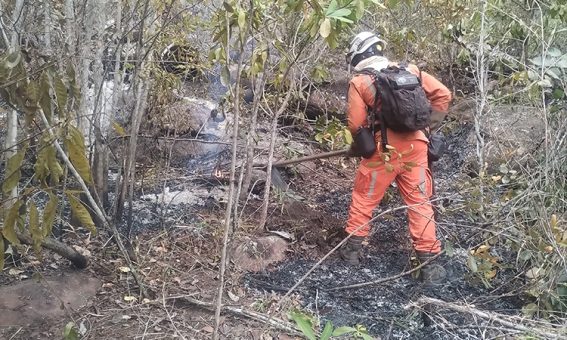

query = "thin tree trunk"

[213,6,253,337]
[474,0,488,207]
[43,1,51,54]
[127,73,150,230]
[64,0,76,52]
[259,90,293,230]
[4,110,18,201]
[213,53,242,340]
[3,0,25,203]
[9,0,24,48]
[91,1,110,210]
[78,1,94,140]
[115,0,152,225]
[239,72,267,199]
[111,0,124,113]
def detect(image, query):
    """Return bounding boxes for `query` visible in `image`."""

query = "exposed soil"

[0,271,100,328]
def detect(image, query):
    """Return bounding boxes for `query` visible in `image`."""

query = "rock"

[449,98,475,122]
[0,272,100,327]
[232,236,289,272]
[465,104,545,173]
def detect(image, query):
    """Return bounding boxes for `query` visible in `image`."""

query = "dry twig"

[171,295,302,337]
[417,296,565,339]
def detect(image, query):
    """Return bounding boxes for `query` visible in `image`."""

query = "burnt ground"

[241,117,529,339]
[0,102,540,340]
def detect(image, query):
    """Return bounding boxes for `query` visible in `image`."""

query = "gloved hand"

[346,143,361,157]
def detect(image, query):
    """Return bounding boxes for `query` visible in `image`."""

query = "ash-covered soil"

[244,119,524,339]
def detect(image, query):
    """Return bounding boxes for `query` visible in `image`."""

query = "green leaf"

[66,192,97,235]
[223,1,234,12]
[289,311,316,340]
[360,334,376,340]
[331,16,354,24]
[39,71,52,120]
[552,88,564,99]
[329,8,351,18]
[48,145,64,186]
[238,10,246,30]
[54,75,68,115]
[35,137,51,185]
[319,18,331,38]
[64,125,92,184]
[547,48,562,57]
[445,239,454,257]
[4,50,22,69]
[325,0,338,15]
[467,254,478,273]
[403,161,417,167]
[29,202,42,255]
[220,66,230,86]
[332,326,357,336]
[26,80,40,104]
[42,193,58,237]
[2,145,27,194]
[3,200,22,246]
[320,321,333,340]
[522,303,538,317]
[344,128,353,145]
[368,0,387,9]
[63,322,79,340]
[112,121,127,137]
[386,0,400,8]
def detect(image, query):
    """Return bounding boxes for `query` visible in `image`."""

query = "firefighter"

[340,32,452,285]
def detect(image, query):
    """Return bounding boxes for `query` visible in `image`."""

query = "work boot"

[340,236,364,265]
[416,251,447,285]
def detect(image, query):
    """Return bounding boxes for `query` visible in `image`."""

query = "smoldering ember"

[0,1,566,340]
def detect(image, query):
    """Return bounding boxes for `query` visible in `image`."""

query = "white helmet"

[346,32,386,66]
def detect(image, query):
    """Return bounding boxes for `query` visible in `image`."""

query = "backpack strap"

[353,68,389,152]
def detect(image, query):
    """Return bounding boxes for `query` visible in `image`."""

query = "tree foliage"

[0,49,95,269]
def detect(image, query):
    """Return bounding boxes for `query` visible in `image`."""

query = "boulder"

[232,236,289,272]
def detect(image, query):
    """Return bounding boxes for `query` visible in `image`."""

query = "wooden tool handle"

[255,149,349,168]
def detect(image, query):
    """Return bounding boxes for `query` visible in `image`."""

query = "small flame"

[214,168,223,179]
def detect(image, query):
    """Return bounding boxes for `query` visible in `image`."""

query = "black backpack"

[355,65,432,150]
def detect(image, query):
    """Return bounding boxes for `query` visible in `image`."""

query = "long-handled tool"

[253,149,348,190]
[254,149,348,169]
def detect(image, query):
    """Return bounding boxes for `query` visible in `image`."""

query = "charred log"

[16,232,88,269]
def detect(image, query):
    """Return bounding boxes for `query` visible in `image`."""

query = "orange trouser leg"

[345,161,397,237]
[396,156,441,253]
[346,136,441,253]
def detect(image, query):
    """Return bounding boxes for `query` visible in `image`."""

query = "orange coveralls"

[346,64,451,253]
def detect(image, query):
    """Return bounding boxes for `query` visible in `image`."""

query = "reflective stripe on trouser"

[345,139,441,253]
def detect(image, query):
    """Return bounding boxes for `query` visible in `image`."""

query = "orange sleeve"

[347,75,375,134]
[408,65,452,113]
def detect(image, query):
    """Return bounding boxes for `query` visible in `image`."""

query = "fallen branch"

[326,251,444,291]
[417,296,565,339]
[171,295,302,337]
[16,232,87,269]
